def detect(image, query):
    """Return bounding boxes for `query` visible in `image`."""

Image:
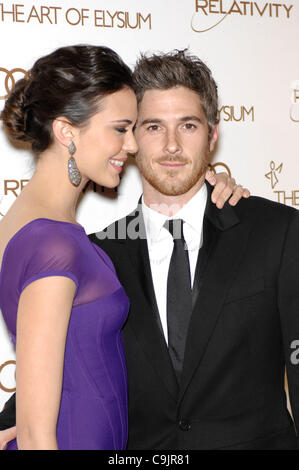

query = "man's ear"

[209,124,219,152]
[52,117,77,148]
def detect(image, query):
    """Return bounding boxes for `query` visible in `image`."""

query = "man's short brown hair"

[133,49,219,137]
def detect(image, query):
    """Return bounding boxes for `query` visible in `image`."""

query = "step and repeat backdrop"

[0,0,298,411]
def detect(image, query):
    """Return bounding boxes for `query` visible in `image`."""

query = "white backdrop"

[0,0,298,410]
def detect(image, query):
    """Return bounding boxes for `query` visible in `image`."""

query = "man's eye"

[147,125,160,131]
[184,123,196,130]
[116,127,128,133]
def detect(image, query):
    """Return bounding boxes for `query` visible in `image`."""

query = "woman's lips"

[109,158,126,172]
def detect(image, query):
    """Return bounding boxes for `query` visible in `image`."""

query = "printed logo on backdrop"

[0,178,118,219]
[0,3,151,29]
[290,80,299,122]
[0,179,30,219]
[218,105,254,122]
[265,161,283,189]
[0,67,29,100]
[0,360,16,393]
[192,1,294,33]
[210,161,231,176]
[265,161,299,207]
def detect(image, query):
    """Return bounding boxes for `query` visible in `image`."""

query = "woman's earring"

[67,141,82,187]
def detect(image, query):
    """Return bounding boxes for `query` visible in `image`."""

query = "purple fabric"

[0,219,129,450]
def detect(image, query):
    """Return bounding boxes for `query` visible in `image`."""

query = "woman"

[0,44,138,450]
[0,44,246,450]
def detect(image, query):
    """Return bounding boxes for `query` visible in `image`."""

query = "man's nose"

[164,130,181,154]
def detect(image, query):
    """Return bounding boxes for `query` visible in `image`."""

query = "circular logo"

[0,360,16,392]
[0,68,29,100]
[210,162,231,177]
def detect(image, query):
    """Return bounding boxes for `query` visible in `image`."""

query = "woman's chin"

[91,175,120,190]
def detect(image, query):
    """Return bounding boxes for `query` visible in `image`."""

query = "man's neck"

[142,177,205,217]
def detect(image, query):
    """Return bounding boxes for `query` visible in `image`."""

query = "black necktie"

[164,219,192,382]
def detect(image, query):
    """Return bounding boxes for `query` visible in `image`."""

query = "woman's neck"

[20,149,87,223]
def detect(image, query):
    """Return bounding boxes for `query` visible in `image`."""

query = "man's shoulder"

[89,205,144,247]
[227,195,299,242]
[234,194,298,222]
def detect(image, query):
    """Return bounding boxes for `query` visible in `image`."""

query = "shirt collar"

[141,184,207,243]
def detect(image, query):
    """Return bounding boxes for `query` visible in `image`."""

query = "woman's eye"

[116,127,128,133]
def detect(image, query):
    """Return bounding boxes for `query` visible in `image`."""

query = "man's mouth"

[158,160,187,168]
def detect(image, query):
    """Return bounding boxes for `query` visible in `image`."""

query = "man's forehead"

[138,86,204,119]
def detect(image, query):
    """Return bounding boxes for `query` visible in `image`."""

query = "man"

[94,51,299,450]
[2,50,298,450]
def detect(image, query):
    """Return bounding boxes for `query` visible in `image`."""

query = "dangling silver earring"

[67,141,82,186]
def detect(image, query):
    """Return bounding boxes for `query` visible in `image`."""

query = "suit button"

[179,419,191,431]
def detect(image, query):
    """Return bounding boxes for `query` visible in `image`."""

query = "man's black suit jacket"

[90,184,299,450]
[1,185,299,449]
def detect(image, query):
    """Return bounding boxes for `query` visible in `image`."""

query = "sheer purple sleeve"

[0,221,84,344]
[20,227,80,293]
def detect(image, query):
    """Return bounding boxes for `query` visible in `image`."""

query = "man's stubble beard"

[135,151,211,196]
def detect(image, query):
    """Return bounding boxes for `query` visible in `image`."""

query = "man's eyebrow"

[139,116,204,126]
[179,115,203,123]
[110,119,133,124]
[139,118,162,126]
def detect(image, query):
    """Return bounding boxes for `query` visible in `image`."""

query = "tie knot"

[164,219,184,240]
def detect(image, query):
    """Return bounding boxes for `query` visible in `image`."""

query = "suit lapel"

[123,205,179,400]
[191,213,218,311]
[179,187,249,402]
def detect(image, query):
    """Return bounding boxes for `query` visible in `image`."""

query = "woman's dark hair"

[133,49,219,137]
[1,45,134,154]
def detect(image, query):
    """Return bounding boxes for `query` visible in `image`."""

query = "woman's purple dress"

[0,219,129,450]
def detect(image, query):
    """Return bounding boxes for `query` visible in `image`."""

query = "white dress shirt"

[142,184,208,344]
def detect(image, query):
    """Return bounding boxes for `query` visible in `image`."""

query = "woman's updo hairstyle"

[1,45,134,154]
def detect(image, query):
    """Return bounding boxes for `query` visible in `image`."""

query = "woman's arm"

[16,276,76,450]
[0,427,16,450]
